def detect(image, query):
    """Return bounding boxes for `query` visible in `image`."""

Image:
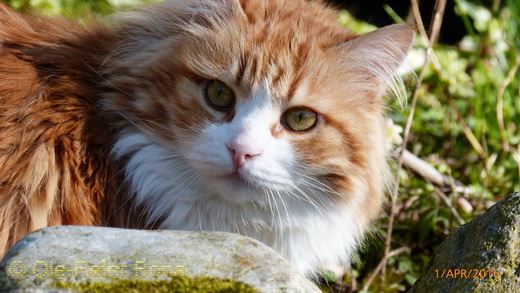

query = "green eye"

[282,107,318,132]
[205,80,235,111]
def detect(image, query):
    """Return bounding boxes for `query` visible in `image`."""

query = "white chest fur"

[112,129,364,275]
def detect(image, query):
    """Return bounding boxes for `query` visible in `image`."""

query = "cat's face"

[105,0,414,218]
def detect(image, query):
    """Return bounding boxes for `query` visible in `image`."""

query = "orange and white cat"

[0,0,414,275]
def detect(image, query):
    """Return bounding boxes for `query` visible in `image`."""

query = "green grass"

[3,0,519,292]
[2,0,155,18]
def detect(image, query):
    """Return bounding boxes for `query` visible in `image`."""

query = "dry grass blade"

[448,97,486,158]
[496,53,520,152]
[361,247,411,292]
[435,187,465,225]
[410,0,443,74]
[516,145,520,185]
[363,0,448,289]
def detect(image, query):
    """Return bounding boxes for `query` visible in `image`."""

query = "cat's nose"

[227,142,262,169]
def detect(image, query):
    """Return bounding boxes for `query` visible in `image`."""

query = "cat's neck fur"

[112,131,367,273]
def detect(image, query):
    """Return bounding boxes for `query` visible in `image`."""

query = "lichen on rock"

[409,193,520,293]
[53,275,258,293]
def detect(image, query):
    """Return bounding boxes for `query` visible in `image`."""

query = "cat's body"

[0,0,414,275]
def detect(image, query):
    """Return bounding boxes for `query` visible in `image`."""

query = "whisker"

[298,172,347,201]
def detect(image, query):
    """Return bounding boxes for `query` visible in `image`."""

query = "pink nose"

[227,142,262,169]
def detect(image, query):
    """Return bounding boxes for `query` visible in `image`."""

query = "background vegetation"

[3,0,518,292]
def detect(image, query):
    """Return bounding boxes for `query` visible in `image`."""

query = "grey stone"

[0,226,320,293]
[409,192,520,293]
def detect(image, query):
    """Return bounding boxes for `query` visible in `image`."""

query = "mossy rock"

[0,227,320,292]
[409,193,520,293]
[53,275,257,293]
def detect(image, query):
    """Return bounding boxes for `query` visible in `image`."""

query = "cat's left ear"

[338,24,415,94]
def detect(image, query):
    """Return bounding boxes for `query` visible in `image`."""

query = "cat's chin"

[208,171,264,204]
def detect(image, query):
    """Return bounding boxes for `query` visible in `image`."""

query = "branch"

[400,148,447,187]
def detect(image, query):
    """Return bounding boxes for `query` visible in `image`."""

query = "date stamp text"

[435,268,501,279]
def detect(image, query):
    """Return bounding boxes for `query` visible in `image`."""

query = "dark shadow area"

[326,0,469,45]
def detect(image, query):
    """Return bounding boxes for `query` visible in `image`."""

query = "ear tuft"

[339,24,416,101]
[346,24,415,76]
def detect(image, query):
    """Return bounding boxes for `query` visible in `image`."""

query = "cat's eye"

[205,80,235,111]
[282,107,318,132]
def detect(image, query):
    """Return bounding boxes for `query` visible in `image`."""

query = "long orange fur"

[0,0,414,272]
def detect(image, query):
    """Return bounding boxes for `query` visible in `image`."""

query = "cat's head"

[104,0,414,222]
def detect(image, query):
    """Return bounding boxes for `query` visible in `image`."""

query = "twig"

[397,147,471,195]
[379,0,446,285]
[361,247,411,292]
[496,53,520,152]
[381,62,425,280]
[400,148,448,187]
[435,187,465,226]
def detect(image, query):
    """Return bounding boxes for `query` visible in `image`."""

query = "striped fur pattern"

[0,0,414,275]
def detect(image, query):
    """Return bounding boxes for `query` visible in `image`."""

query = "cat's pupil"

[205,80,235,111]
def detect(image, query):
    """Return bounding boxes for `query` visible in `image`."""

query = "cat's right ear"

[337,24,416,98]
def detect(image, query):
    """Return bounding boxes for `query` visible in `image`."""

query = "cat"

[0,0,414,276]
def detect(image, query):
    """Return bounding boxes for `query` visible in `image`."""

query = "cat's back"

[0,3,95,116]
[0,3,113,256]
